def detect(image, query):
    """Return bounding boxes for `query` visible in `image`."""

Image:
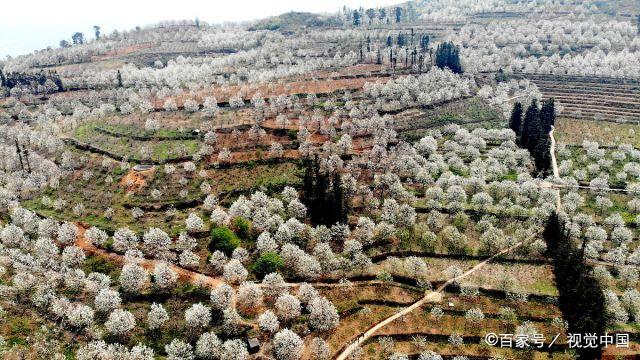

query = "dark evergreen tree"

[93,25,101,40]
[379,8,386,22]
[59,40,70,48]
[539,98,556,132]
[353,10,361,26]
[366,8,376,25]
[520,99,538,148]
[534,135,551,172]
[72,32,85,45]
[23,147,31,173]
[117,70,123,88]
[543,212,562,251]
[332,172,346,223]
[386,35,393,47]
[395,7,402,23]
[534,99,555,172]
[434,42,462,74]
[376,48,382,64]
[508,102,523,137]
[519,98,555,173]
[527,105,544,155]
[301,157,348,226]
[302,159,314,201]
[397,33,405,46]
[15,140,25,172]
[420,34,430,52]
[544,213,606,360]
[53,73,64,91]
[366,35,371,52]
[0,69,5,88]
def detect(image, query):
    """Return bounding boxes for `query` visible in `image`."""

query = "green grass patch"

[83,255,120,278]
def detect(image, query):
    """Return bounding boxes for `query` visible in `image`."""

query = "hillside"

[0,0,640,359]
[250,11,342,32]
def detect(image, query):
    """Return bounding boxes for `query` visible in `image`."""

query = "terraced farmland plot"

[554,117,640,147]
[526,74,640,123]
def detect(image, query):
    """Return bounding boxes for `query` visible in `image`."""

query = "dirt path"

[549,126,562,211]
[549,126,559,180]
[75,224,223,288]
[334,237,531,360]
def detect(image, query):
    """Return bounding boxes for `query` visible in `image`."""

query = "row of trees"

[434,42,462,74]
[0,69,63,94]
[455,16,640,78]
[359,37,457,73]
[509,99,555,172]
[363,67,473,109]
[350,6,403,26]
[380,31,429,51]
[59,27,103,48]
[6,20,210,72]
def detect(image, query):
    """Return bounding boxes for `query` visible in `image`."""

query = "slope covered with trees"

[0,0,639,359]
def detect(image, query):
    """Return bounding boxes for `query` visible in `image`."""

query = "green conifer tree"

[509,102,523,137]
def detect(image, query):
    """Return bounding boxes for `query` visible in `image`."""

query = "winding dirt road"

[334,236,532,360]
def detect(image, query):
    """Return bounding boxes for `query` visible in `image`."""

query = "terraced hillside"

[525,73,640,123]
[3,0,640,358]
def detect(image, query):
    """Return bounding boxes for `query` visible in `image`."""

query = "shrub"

[209,226,240,255]
[83,256,119,277]
[418,231,438,252]
[395,229,411,245]
[452,212,469,231]
[253,252,284,279]
[231,217,252,240]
